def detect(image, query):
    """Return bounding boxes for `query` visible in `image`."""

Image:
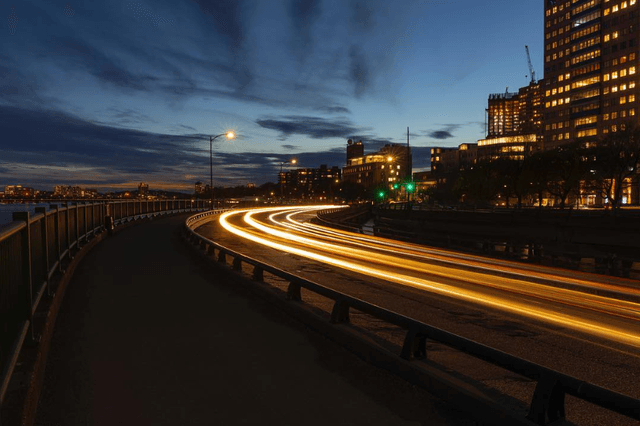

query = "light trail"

[218,206,640,350]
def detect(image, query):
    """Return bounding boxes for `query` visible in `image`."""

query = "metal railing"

[0,199,209,414]
[184,209,640,426]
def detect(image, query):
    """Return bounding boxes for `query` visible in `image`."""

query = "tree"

[544,142,587,209]
[585,124,640,210]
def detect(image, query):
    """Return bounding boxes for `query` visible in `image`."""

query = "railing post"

[252,265,264,282]
[64,203,71,258]
[35,207,50,296]
[527,374,566,425]
[330,298,350,323]
[13,212,34,342]
[84,202,88,240]
[232,257,242,271]
[50,204,62,272]
[400,326,427,360]
[287,280,301,301]
[73,203,80,249]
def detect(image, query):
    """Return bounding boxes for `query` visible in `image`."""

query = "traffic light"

[406,182,415,192]
[393,183,399,189]
[377,190,386,199]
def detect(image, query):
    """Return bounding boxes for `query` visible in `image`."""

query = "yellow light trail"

[218,207,640,350]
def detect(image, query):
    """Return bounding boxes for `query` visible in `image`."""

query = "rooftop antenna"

[407,127,410,147]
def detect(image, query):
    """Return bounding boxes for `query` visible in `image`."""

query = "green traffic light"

[406,183,415,192]
[378,191,385,198]
[393,183,399,189]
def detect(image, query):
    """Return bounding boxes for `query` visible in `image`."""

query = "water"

[0,203,56,227]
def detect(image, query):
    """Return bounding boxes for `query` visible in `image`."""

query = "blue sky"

[1,0,543,191]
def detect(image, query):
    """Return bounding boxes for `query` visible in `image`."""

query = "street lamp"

[279,158,297,199]
[210,131,235,209]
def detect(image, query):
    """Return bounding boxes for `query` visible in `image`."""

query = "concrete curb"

[182,228,538,426]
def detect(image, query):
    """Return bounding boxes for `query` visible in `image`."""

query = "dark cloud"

[281,144,299,150]
[0,62,44,106]
[316,105,351,114]
[289,0,322,60]
[429,130,454,140]
[351,1,376,31]
[348,45,369,97]
[191,0,245,50]
[256,116,361,140]
[126,2,175,28]
[50,37,157,91]
[425,124,463,140]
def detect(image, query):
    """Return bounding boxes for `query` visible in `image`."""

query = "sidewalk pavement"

[35,214,473,426]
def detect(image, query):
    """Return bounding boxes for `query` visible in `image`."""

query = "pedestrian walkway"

[35,214,473,426]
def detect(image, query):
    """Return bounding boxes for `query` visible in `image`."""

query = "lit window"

[630,66,636,75]
[604,73,610,81]
[631,108,636,116]
[612,71,619,79]
[621,96,627,104]
[630,94,636,102]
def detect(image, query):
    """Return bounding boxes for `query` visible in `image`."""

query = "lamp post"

[210,131,235,209]
[279,158,297,199]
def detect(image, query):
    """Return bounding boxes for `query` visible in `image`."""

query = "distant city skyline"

[2,0,542,191]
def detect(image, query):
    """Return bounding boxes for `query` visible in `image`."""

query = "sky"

[1,0,543,192]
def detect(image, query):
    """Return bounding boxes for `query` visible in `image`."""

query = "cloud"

[0,62,44,107]
[351,1,376,31]
[50,37,158,91]
[281,144,299,150]
[191,0,245,50]
[289,0,322,61]
[316,105,351,114]
[424,124,463,140]
[126,2,175,28]
[348,45,369,97]
[256,116,362,140]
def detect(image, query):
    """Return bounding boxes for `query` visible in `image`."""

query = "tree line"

[430,125,640,210]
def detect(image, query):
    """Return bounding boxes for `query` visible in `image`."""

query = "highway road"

[196,205,640,426]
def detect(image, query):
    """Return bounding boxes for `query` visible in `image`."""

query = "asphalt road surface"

[196,206,640,426]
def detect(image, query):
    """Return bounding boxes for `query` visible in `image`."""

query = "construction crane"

[525,45,536,84]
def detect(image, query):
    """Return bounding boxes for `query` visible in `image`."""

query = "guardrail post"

[35,207,50,296]
[217,251,226,264]
[527,374,566,425]
[13,212,35,343]
[287,280,301,301]
[400,326,427,360]
[252,265,264,282]
[330,299,350,323]
[232,257,242,271]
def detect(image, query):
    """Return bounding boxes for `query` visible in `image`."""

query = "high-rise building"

[343,141,412,190]
[543,0,639,150]
[279,165,341,200]
[138,182,149,198]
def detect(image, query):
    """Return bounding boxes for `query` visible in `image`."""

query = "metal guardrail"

[0,199,209,415]
[184,209,640,426]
